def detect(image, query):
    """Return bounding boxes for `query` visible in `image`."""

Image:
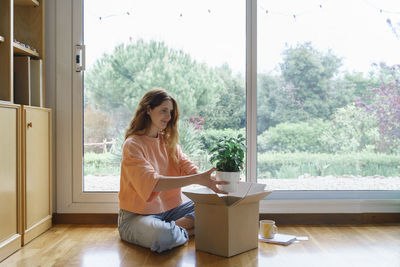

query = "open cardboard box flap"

[183,182,271,207]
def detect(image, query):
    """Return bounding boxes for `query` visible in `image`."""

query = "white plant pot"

[215,171,241,193]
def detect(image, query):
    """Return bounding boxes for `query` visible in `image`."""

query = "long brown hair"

[125,88,180,162]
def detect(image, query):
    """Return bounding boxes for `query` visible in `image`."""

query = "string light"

[259,0,400,21]
[95,0,400,22]
[99,11,131,21]
[361,0,400,15]
[258,0,328,20]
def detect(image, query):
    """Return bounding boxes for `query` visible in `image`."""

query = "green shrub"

[178,121,214,171]
[258,152,400,178]
[178,121,204,157]
[257,120,328,153]
[320,103,379,153]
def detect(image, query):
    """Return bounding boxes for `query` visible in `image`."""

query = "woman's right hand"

[198,168,230,194]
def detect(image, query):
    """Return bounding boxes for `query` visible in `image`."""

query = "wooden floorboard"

[1,224,399,267]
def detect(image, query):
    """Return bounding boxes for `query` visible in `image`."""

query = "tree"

[257,74,281,133]
[257,43,380,134]
[258,43,345,132]
[84,104,113,143]
[85,40,226,138]
[342,71,380,100]
[279,42,342,121]
[200,64,246,130]
[358,63,400,153]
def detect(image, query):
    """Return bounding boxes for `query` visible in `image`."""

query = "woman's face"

[147,100,173,132]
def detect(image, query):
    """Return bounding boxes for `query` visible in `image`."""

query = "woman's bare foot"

[175,217,195,236]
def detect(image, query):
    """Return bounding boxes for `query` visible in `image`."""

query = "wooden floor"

[1,224,399,267]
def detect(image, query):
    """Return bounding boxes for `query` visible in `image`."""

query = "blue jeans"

[118,201,195,253]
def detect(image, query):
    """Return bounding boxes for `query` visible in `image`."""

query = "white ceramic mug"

[259,220,278,239]
[215,171,240,193]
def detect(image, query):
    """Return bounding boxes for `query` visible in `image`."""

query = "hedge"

[258,152,400,178]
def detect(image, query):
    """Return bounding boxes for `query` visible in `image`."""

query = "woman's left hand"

[197,168,230,194]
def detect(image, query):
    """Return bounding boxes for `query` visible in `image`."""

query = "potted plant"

[209,134,246,193]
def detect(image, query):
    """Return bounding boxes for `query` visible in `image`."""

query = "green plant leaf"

[209,134,247,171]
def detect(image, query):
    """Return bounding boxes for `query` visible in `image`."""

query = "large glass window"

[257,0,400,190]
[82,0,246,192]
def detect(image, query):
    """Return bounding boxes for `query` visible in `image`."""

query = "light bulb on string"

[259,0,328,19]
[98,11,131,21]
[361,0,400,15]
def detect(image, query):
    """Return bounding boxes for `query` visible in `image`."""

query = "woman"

[118,88,229,253]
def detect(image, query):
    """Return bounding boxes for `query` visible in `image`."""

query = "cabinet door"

[0,105,21,261]
[23,107,51,245]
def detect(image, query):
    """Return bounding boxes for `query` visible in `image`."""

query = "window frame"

[51,0,400,214]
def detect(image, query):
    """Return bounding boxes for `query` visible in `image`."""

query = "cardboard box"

[183,182,271,257]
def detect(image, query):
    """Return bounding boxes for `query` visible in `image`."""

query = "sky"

[83,0,400,75]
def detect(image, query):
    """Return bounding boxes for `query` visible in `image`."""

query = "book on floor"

[259,233,297,246]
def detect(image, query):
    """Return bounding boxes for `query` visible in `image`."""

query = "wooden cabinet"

[0,104,21,262]
[0,0,50,261]
[0,105,51,261]
[21,106,51,245]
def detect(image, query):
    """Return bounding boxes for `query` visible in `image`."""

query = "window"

[52,0,400,213]
[82,0,246,192]
[257,0,400,191]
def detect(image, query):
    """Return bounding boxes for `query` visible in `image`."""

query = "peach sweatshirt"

[119,134,198,214]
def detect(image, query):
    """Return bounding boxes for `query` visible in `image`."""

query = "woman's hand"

[153,168,230,193]
[198,168,230,194]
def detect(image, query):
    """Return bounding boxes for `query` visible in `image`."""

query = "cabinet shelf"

[14,0,39,6]
[1,0,44,103]
[13,42,39,57]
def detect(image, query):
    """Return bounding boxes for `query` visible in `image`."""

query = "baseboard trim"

[0,234,21,262]
[52,213,118,225]
[52,213,400,225]
[260,213,400,224]
[24,216,53,245]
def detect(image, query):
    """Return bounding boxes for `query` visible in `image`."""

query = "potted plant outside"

[209,134,246,193]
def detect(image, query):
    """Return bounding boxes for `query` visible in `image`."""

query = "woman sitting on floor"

[118,88,228,253]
